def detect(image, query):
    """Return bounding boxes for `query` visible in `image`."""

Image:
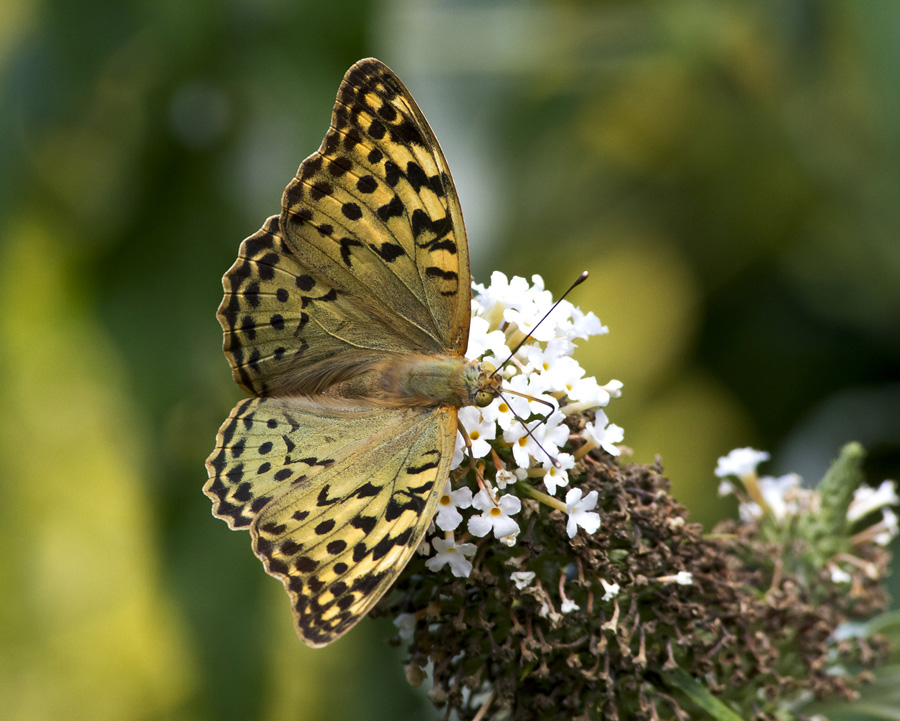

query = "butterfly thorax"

[321,353,500,409]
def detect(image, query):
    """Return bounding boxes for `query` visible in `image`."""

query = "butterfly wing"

[218,58,470,396]
[204,396,456,646]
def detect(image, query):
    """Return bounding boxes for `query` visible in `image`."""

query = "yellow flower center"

[490,507,502,516]
[440,495,451,506]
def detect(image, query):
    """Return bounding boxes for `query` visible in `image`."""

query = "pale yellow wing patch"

[204,396,457,646]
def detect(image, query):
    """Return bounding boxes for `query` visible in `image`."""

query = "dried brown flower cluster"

[375,441,892,721]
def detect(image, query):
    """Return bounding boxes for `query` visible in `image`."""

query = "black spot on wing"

[243,281,261,308]
[384,161,401,188]
[341,202,362,220]
[354,482,381,498]
[411,210,453,242]
[351,514,376,534]
[391,119,425,147]
[317,485,338,507]
[376,195,404,222]
[280,539,302,555]
[339,237,363,267]
[315,519,336,535]
[356,175,377,193]
[301,156,323,180]
[368,117,386,140]
[326,539,347,555]
[372,242,405,262]
[406,161,428,192]
[425,267,458,282]
[371,534,396,561]
[328,155,352,176]
[377,102,397,122]
[293,556,318,573]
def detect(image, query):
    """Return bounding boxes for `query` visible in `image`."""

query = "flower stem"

[519,482,566,512]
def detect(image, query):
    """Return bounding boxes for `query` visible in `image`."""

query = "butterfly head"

[473,361,502,408]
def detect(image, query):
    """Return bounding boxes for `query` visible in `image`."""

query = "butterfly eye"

[475,390,494,408]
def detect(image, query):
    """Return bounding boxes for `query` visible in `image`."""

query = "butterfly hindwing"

[204,396,457,646]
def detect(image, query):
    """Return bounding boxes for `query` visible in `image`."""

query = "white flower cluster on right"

[424,273,623,579]
[716,447,899,582]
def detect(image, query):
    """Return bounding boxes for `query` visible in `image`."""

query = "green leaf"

[665,668,748,721]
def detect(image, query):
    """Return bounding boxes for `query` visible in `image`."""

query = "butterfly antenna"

[501,387,556,423]
[497,390,562,469]
[494,271,589,375]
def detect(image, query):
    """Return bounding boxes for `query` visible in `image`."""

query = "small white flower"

[425,537,477,577]
[468,487,522,539]
[828,565,852,584]
[757,473,802,521]
[564,375,613,411]
[569,305,607,340]
[510,571,535,590]
[738,501,763,523]
[504,410,568,468]
[602,379,623,399]
[600,578,620,601]
[558,575,581,613]
[718,479,737,497]
[394,613,417,640]
[538,598,558,620]
[450,432,467,470]
[847,480,899,523]
[457,406,497,459]
[434,482,474,532]
[873,508,899,546]
[583,409,624,456]
[564,488,601,538]
[495,467,516,489]
[542,452,575,495]
[498,532,519,547]
[465,315,511,364]
[530,353,581,388]
[658,571,694,585]
[415,521,435,555]
[714,447,770,479]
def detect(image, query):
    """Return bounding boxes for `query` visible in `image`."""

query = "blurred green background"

[2,1,898,719]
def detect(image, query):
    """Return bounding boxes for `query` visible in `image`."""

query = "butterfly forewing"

[205,396,456,646]
[281,58,471,356]
[207,58,474,645]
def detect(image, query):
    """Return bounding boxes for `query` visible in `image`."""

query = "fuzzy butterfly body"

[205,59,498,646]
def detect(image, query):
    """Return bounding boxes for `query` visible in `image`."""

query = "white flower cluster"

[716,447,899,582]
[425,273,623,579]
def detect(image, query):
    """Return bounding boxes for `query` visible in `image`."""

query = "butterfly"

[205,58,500,646]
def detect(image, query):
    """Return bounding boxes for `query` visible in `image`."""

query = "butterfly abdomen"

[322,353,482,408]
